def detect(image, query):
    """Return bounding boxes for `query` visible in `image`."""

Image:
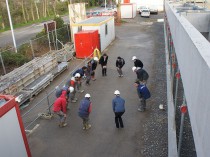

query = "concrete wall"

[165,2,210,157]
[182,12,210,32]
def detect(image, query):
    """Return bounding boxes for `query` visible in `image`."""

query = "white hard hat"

[132,66,137,72]
[114,90,120,95]
[75,73,81,78]
[71,77,75,81]
[69,86,74,93]
[85,93,91,98]
[94,57,99,61]
[132,56,137,61]
[63,85,66,88]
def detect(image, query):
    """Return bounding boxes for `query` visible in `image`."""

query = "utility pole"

[5,0,17,52]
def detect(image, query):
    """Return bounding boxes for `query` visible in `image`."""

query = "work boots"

[83,124,91,130]
[59,122,67,128]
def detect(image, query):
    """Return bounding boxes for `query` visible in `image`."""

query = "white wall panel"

[166,2,210,157]
[121,5,133,18]
[183,13,210,32]
[0,108,28,157]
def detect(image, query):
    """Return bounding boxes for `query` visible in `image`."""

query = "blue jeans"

[54,111,66,123]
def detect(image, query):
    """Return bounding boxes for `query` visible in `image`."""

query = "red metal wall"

[74,30,100,59]
[124,0,130,3]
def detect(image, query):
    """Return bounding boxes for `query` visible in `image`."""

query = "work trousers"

[54,111,66,124]
[101,66,107,76]
[114,112,125,128]
[70,89,76,100]
[80,116,90,128]
[139,98,146,111]
[117,68,123,76]
[75,80,82,91]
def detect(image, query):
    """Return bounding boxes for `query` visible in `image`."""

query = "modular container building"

[0,95,31,157]
[72,16,115,53]
[74,30,100,58]
[121,3,137,18]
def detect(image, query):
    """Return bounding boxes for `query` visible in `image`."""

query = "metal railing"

[21,53,94,130]
[0,25,71,75]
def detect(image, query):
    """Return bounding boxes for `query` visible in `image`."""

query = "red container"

[124,0,130,3]
[74,30,100,59]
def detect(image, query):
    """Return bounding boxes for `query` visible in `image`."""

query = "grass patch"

[0,14,66,33]
[0,6,99,33]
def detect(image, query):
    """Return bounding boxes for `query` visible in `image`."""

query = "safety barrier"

[21,53,97,131]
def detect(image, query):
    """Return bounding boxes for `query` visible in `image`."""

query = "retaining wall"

[165,2,210,157]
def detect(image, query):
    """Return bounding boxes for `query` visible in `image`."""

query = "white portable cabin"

[0,95,31,157]
[72,16,115,52]
[121,3,137,18]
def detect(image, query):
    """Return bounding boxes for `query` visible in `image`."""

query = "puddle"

[140,22,154,25]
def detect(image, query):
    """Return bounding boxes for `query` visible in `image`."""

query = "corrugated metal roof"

[77,16,112,24]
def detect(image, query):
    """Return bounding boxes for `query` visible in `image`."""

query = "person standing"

[112,90,125,128]
[134,81,151,112]
[116,56,125,77]
[132,66,149,84]
[66,76,78,103]
[78,93,92,130]
[73,73,84,93]
[85,62,92,85]
[90,57,99,81]
[132,56,143,69]
[53,90,68,127]
[99,53,108,76]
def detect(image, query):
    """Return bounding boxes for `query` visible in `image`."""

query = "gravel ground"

[138,12,197,157]
[138,15,168,157]
[139,12,197,156]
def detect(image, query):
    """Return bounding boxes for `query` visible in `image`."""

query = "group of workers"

[53,53,151,129]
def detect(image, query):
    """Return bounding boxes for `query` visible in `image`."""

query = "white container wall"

[121,3,136,18]
[166,2,210,157]
[0,96,31,157]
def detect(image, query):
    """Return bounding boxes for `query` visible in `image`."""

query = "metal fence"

[21,53,93,131]
[0,25,71,76]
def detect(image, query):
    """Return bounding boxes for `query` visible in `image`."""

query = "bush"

[17,43,33,59]
[1,50,30,66]
[54,16,65,29]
